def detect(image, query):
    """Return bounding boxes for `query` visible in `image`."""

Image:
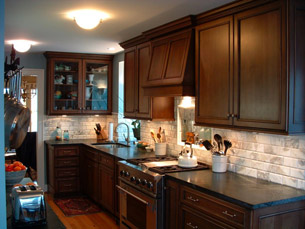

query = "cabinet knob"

[227,113,231,118]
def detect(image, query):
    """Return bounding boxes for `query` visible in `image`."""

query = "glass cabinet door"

[51,59,82,114]
[83,60,112,114]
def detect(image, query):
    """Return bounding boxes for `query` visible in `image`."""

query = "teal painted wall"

[0,0,7,227]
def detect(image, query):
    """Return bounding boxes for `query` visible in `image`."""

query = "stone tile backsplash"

[43,113,135,141]
[140,99,305,190]
[43,101,305,190]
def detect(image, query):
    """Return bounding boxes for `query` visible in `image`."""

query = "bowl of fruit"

[5,161,27,186]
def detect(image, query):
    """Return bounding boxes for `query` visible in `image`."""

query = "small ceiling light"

[72,10,104,30]
[8,40,34,53]
[178,96,195,109]
[107,47,115,51]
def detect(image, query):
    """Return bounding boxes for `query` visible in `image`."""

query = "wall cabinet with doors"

[44,52,113,115]
[195,0,305,134]
[123,41,175,121]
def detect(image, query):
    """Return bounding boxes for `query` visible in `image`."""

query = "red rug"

[54,196,101,216]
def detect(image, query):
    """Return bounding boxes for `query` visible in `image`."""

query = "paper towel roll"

[108,122,113,141]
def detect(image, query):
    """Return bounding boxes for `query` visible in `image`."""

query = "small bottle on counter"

[63,130,69,141]
[55,126,62,141]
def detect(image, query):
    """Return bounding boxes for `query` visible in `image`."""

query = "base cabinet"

[47,145,80,196]
[165,179,305,229]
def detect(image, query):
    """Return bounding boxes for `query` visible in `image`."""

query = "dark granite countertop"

[45,139,156,160]
[166,170,305,210]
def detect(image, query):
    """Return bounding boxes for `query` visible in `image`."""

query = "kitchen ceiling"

[5,0,234,54]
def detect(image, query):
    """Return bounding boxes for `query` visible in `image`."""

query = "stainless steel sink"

[91,143,129,148]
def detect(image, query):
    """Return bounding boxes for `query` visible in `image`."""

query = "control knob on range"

[141,179,147,186]
[125,171,130,177]
[147,182,154,189]
[130,176,136,182]
[136,179,141,185]
[120,170,125,176]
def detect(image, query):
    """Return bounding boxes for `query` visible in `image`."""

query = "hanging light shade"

[10,40,33,52]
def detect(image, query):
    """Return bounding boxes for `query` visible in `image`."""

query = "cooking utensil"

[201,140,213,151]
[214,134,222,151]
[161,130,166,143]
[224,140,232,155]
[5,72,31,149]
[150,131,157,143]
[156,133,161,143]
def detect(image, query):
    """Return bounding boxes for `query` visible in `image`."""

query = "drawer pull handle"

[63,184,72,187]
[222,210,236,218]
[187,196,199,202]
[63,150,72,153]
[187,222,198,229]
[63,161,71,164]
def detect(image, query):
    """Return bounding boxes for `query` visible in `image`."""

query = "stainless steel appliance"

[117,156,208,228]
[11,183,46,227]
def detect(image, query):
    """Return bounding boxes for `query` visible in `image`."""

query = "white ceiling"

[5,0,234,54]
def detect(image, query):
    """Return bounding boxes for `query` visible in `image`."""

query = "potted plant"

[131,120,141,141]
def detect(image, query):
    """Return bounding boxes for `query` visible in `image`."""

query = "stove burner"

[148,163,209,174]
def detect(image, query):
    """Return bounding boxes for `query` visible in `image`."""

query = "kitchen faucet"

[115,123,130,145]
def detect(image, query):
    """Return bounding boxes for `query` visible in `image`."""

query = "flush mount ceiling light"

[7,40,35,53]
[70,10,107,30]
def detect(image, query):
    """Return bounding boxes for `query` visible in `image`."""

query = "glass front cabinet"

[45,52,113,115]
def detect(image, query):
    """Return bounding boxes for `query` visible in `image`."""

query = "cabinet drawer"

[181,205,235,229]
[55,146,79,157]
[85,149,99,161]
[181,186,247,228]
[55,167,79,178]
[99,153,114,168]
[57,178,79,193]
[55,157,79,167]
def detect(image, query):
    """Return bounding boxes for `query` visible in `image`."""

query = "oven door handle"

[116,185,148,205]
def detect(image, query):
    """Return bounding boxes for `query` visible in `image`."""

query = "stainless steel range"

[117,156,208,229]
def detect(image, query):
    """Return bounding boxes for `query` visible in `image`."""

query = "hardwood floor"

[45,193,119,229]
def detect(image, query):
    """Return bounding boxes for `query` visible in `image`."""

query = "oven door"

[117,181,162,229]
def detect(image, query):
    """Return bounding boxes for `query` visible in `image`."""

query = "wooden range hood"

[120,16,196,97]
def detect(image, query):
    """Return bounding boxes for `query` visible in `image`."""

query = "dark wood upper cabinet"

[143,29,195,97]
[195,16,233,126]
[233,2,286,130]
[45,52,113,115]
[195,0,305,134]
[124,42,174,121]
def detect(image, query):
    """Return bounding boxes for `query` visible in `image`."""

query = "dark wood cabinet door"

[87,159,99,202]
[288,0,305,134]
[82,59,113,114]
[195,16,233,126]
[165,180,180,229]
[233,2,286,130]
[99,165,114,214]
[136,42,152,119]
[124,47,137,117]
[47,58,83,115]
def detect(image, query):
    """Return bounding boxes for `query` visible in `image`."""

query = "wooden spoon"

[150,131,156,143]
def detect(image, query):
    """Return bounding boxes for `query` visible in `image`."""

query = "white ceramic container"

[212,155,227,173]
